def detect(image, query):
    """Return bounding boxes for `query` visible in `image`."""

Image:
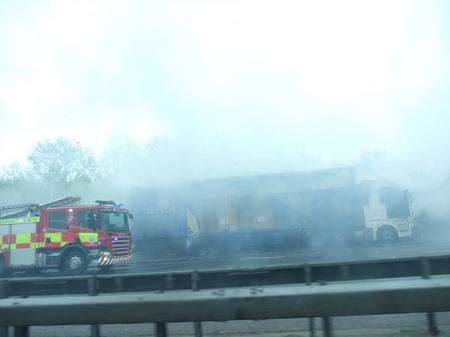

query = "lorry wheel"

[377,226,398,243]
[187,243,205,257]
[310,236,325,249]
[62,250,87,275]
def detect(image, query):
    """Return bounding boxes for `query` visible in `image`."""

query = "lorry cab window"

[381,189,411,219]
[49,211,67,229]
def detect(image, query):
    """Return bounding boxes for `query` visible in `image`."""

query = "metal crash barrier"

[3,254,450,297]
[0,275,449,337]
[0,254,447,337]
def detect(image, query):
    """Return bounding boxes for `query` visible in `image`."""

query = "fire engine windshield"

[99,211,129,231]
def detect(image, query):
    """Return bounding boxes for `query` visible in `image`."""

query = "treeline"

[0,139,96,202]
[0,137,171,203]
[2,138,450,225]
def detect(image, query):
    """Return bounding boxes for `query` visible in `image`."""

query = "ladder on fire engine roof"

[0,196,81,219]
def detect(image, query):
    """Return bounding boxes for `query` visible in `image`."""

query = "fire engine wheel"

[377,225,399,244]
[62,250,87,275]
[0,257,4,276]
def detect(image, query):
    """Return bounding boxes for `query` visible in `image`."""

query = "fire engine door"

[0,224,9,251]
[10,222,36,267]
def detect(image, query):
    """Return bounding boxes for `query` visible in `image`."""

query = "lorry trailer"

[131,167,418,256]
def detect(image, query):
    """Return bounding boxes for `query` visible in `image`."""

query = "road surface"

[122,239,450,274]
[28,314,450,337]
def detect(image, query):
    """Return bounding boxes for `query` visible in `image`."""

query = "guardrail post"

[155,322,167,337]
[0,281,27,337]
[0,280,9,337]
[12,326,28,337]
[322,317,332,337]
[191,271,203,337]
[426,312,439,336]
[191,270,200,291]
[420,257,439,335]
[304,264,312,285]
[420,257,431,279]
[194,322,203,337]
[340,264,350,281]
[115,277,123,292]
[88,276,100,337]
[308,319,315,337]
[304,264,315,337]
[166,274,174,290]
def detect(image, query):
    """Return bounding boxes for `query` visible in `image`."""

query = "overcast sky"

[0,1,449,181]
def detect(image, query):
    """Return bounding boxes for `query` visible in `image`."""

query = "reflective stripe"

[79,232,98,244]
[0,234,7,249]
[0,217,40,225]
[16,233,32,244]
[99,254,132,266]
[45,232,62,243]
[44,232,74,247]
[0,231,99,250]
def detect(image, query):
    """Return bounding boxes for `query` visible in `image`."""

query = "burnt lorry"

[131,167,419,256]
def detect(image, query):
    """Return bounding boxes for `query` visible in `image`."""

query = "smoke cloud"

[0,1,449,220]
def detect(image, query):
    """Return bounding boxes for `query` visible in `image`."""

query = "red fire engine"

[0,196,133,275]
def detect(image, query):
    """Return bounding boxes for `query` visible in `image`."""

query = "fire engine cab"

[0,196,133,275]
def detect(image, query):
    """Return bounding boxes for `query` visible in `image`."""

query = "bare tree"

[28,138,96,191]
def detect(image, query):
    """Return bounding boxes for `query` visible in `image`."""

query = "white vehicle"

[360,180,416,243]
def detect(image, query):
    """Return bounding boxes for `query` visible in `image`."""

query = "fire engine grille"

[111,234,132,256]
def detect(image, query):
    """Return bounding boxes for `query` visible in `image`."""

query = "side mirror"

[128,213,134,220]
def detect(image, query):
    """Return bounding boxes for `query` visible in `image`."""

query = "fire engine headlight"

[100,251,111,257]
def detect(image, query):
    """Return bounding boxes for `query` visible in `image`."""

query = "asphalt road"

[6,239,450,279]
[28,314,450,337]
[113,239,450,275]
